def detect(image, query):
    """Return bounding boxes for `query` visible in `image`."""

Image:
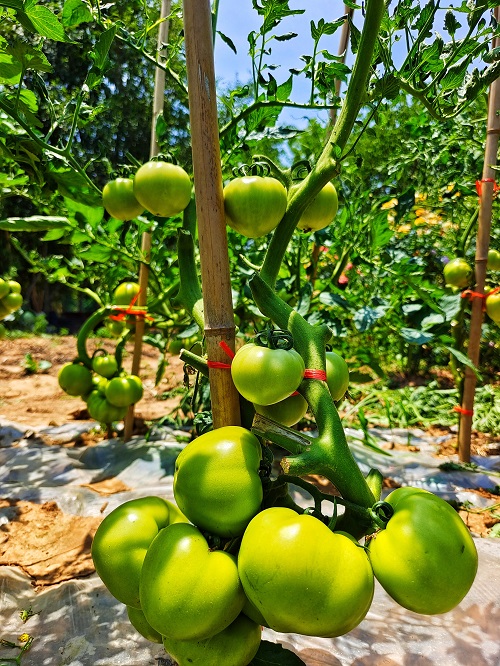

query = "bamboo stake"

[124,0,171,441]
[182,0,241,428]
[328,5,354,128]
[458,6,500,462]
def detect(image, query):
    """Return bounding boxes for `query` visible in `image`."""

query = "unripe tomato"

[443,257,472,288]
[0,278,9,299]
[325,350,349,401]
[0,323,6,339]
[254,392,308,427]
[91,496,187,608]
[105,318,126,337]
[223,176,287,238]
[133,161,192,217]
[105,375,143,407]
[487,249,500,271]
[231,343,305,405]
[58,363,94,397]
[2,291,23,312]
[140,522,245,640]
[485,291,500,323]
[102,178,145,221]
[92,353,119,378]
[297,181,338,232]
[126,606,163,643]
[113,282,140,306]
[7,280,21,294]
[174,426,263,538]
[86,389,127,423]
[162,613,261,666]
[238,507,374,637]
[368,487,478,615]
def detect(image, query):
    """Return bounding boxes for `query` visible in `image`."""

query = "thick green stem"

[174,229,204,331]
[260,0,386,287]
[76,306,114,368]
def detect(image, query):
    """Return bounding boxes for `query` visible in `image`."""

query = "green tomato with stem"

[297,181,338,232]
[133,161,192,217]
[325,350,350,401]
[102,178,145,221]
[92,353,119,378]
[485,291,500,323]
[487,249,500,271]
[223,175,287,238]
[443,258,472,288]
[254,392,308,427]
[58,363,94,397]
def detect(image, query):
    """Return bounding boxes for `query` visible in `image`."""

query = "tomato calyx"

[369,500,394,529]
[254,326,294,351]
[233,161,273,178]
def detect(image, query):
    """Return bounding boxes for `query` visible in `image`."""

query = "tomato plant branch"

[174,229,204,332]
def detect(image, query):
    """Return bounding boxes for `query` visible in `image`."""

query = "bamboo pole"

[458,6,500,462]
[328,5,354,128]
[182,0,241,428]
[124,0,171,441]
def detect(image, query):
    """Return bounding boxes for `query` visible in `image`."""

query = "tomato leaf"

[399,327,434,345]
[24,1,68,42]
[62,0,93,28]
[0,216,70,231]
[250,640,306,665]
[217,30,237,54]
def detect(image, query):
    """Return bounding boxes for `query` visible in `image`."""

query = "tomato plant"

[368,488,478,614]
[443,258,472,288]
[133,161,192,217]
[58,363,94,397]
[223,173,287,238]
[102,178,145,221]
[296,181,338,232]
[173,426,263,537]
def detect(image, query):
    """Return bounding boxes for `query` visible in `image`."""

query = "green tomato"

[3,291,23,312]
[0,278,9,300]
[92,496,187,609]
[487,249,500,271]
[162,614,261,666]
[254,392,308,427]
[105,375,143,408]
[368,487,478,615]
[231,343,305,405]
[238,507,374,637]
[223,176,287,238]
[127,606,163,643]
[140,522,245,641]
[58,363,94,397]
[0,323,6,339]
[443,258,472,288]
[7,280,21,294]
[325,350,349,401]
[102,178,145,221]
[113,282,140,306]
[105,318,126,337]
[297,181,338,232]
[92,353,119,378]
[86,389,128,423]
[173,426,263,538]
[486,291,500,323]
[133,161,192,217]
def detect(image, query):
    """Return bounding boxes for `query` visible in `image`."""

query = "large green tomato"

[86,389,128,423]
[140,522,245,641]
[92,496,187,608]
[102,178,145,221]
[173,426,263,538]
[238,507,374,637]
[127,606,163,643]
[162,614,261,666]
[58,363,94,397]
[105,375,143,407]
[92,353,119,378]
[297,181,338,232]
[487,249,500,271]
[133,161,192,217]
[231,343,305,405]
[7,280,21,294]
[325,350,350,401]
[368,487,478,615]
[0,278,9,299]
[443,258,472,288]
[3,291,23,312]
[486,291,500,323]
[113,281,140,305]
[254,392,308,427]
[223,176,287,238]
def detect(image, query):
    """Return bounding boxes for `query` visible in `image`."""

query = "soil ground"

[0,335,499,590]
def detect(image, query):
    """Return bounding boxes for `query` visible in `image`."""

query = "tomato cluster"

[91,418,478,665]
[102,160,192,221]
[58,351,143,425]
[0,278,22,320]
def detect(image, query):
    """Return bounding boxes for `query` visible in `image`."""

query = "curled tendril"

[290,159,312,182]
[370,500,394,528]
[327,497,338,530]
[255,327,294,350]
[233,162,271,178]
[303,506,325,521]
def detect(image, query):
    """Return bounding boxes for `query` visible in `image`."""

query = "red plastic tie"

[461,290,487,310]
[476,178,499,197]
[453,406,474,417]
[206,340,235,370]
[303,369,327,381]
[110,291,153,321]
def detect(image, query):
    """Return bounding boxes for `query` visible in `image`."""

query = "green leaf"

[42,227,67,241]
[444,9,462,36]
[0,216,70,231]
[276,74,293,102]
[353,305,389,332]
[0,53,22,84]
[0,0,22,8]
[438,293,462,320]
[24,2,68,42]
[91,26,116,71]
[318,291,350,309]
[48,164,102,207]
[62,0,93,27]
[274,32,298,42]
[250,640,306,665]
[399,327,434,345]
[440,57,473,91]
[64,196,104,225]
[79,245,114,263]
[439,345,481,378]
[217,30,237,54]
